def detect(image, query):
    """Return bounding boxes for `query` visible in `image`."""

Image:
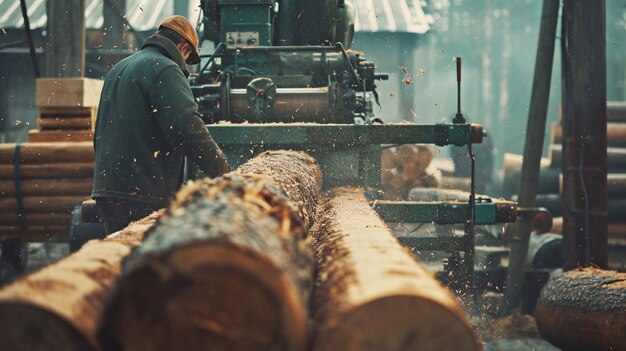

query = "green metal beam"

[207,123,483,147]
[371,200,516,225]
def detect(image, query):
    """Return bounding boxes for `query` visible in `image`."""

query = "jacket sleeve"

[148,66,230,178]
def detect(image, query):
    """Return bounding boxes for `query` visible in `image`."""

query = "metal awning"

[0,0,429,34]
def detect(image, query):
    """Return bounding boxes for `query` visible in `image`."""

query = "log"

[607,101,626,122]
[98,150,322,351]
[381,144,435,194]
[535,194,626,222]
[0,178,92,196]
[310,187,479,351]
[559,173,626,197]
[0,225,69,242]
[440,176,471,191]
[503,166,561,199]
[551,122,626,147]
[503,152,550,179]
[551,217,626,239]
[39,117,93,130]
[0,162,94,179]
[0,142,93,164]
[0,196,85,212]
[535,268,626,351]
[549,144,626,171]
[0,213,160,351]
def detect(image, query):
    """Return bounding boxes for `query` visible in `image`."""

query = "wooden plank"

[0,163,94,179]
[552,122,626,147]
[28,130,93,143]
[36,78,102,107]
[0,142,94,164]
[0,212,72,226]
[39,117,93,130]
[0,196,85,212]
[0,178,92,196]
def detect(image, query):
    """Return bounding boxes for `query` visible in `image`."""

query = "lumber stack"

[310,187,479,351]
[98,150,322,351]
[535,267,626,351]
[28,78,103,143]
[381,144,440,199]
[0,142,94,241]
[0,212,161,351]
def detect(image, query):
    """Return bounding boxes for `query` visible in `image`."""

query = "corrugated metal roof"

[0,0,429,34]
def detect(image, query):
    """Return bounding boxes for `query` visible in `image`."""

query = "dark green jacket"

[92,34,228,207]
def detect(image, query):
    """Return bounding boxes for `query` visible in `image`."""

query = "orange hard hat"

[159,15,200,65]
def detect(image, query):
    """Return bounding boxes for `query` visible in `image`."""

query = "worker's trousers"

[95,198,161,235]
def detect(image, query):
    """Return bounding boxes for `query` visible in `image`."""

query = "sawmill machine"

[184,0,527,296]
[70,0,554,303]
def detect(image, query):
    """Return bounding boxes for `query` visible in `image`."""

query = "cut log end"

[100,243,306,351]
[316,296,478,351]
[535,268,626,351]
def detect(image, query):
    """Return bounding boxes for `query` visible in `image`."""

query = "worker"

[92,16,230,234]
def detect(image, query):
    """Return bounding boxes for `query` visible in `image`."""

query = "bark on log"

[0,142,93,164]
[549,144,626,171]
[98,150,322,351]
[0,162,94,179]
[0,213,161,351]
[535,268,626,351]
[310,187,479,351]
[0,178,92,196]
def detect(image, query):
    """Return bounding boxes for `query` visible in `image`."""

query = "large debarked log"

[310,187,478,351]
[98,151,322,351]
[535,267,626,351]
[0,213,161,351]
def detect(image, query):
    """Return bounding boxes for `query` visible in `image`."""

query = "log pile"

[503,101,626,270]
[381,144,440,199]
[0,142,94,241]
[97,150,322,351]
[0,212,161,351]
[29,78,102,143]
[535,267,626,351]
[309,187,479,351]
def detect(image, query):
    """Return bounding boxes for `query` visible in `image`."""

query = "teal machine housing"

[219,0,275,48]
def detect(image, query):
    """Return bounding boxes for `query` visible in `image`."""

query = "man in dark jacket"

[92,16,229,234]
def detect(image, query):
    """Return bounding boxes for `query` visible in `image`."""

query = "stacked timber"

[98,150,322,351]
[0,212,162,351]
[0,142,94,241]
[310,187,479,351]
[28,78,103,143]
[503,101,626,270]
[535,267,626,351]
[381,144,440,199]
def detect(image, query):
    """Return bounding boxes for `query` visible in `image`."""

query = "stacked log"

[0,212,161,351]
[503,101,626,270]
[97,150,322,351]
[28,78,102,143]
[381,144,440,199]
[535,267,626,351]
[310,187,479,351]
[0,142,94,241]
